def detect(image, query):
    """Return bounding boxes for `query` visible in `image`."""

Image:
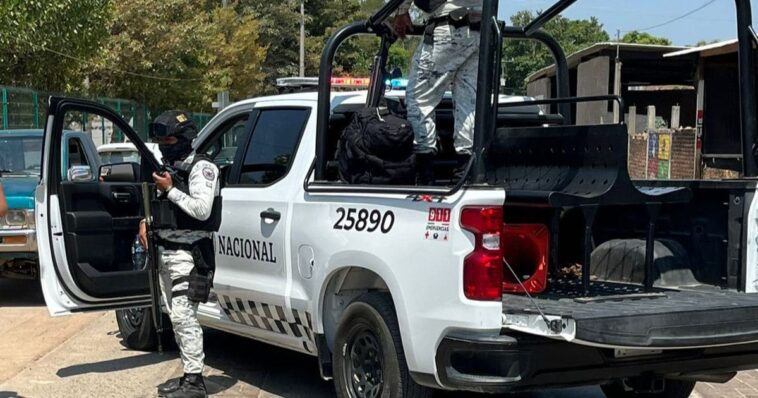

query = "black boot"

[157,376,183,396]
[166,373,207,398]
[416,153,435,185]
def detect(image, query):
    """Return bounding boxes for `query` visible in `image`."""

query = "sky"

[498,0,757,46]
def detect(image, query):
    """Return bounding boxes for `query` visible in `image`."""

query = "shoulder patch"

[202,166,216,181]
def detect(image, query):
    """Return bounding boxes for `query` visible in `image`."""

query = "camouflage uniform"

[402,0,482,155]
[156,154,219,375]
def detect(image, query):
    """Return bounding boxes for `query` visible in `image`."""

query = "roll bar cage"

[314,0,758,182]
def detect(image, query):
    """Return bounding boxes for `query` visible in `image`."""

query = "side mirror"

[67,165,93,182]
[99,162,139,183]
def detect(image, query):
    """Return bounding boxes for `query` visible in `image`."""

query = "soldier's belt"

[426,9,482,31]
[158,240,194,251]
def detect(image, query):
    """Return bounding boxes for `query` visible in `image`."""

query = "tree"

[89,0,267,110]
[206,7,268,101]
[239,0,302,91]
[503,11,609,94]
[242,0,415,89]
[622,31,672,46]
[0,0,113,92]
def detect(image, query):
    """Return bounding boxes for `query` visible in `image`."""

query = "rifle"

[141,182,164,353]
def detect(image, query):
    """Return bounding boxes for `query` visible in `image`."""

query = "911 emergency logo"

[425,207,451,241]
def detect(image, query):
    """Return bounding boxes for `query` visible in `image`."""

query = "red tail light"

[461,207,503,301]
[501,224,549,294]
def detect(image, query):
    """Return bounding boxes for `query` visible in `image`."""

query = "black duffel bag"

[337,107,415,185]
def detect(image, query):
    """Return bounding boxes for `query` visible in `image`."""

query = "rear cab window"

[228,108,310,186]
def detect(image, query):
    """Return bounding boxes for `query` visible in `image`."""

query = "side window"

[68,138,89,167]
[59,110,147,184]
[201,113,250,166]
[236,108,309,186]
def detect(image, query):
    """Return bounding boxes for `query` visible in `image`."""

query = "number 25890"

[333,208,394,233]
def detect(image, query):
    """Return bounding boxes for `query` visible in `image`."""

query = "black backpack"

[337,107,416,185]
[413,0,446,13]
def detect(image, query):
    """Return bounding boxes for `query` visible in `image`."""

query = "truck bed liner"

[502,278,758,348]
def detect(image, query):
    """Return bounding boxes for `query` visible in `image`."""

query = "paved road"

[0,279,755,398]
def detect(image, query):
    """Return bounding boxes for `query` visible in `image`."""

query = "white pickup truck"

[31,2,758,395]
[35,87,758,397]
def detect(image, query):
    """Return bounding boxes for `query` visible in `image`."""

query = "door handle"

[260,208,281,221]
[112,192,131,202]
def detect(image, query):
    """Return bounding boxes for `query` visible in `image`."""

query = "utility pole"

[300,0,305,77]
[216,0,230,112]
[613,29,622,124]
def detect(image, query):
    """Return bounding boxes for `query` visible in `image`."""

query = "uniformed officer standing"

[138,111,221,398]
[393,0,482,184]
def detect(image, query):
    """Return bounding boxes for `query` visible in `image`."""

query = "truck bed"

[502,278,758,348]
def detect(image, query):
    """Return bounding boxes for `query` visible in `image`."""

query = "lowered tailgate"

[502,279,758,348]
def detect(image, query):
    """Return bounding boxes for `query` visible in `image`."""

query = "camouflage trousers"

[159,247,204,374]
[406,24,480,155]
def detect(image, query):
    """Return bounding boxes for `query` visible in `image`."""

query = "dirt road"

[0,279,754,398]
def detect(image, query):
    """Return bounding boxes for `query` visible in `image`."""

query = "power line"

[12,37,202,82]
[624,0,717,33]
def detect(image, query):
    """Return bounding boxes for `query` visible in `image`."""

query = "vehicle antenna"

[502,258,563,334]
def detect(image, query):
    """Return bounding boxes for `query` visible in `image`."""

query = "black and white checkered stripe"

[218,294,315,353]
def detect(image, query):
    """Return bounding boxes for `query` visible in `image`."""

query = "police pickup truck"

[35,1,758,397]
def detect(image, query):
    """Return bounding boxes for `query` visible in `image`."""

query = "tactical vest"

[413,0,446,13]
[152,155,222,233]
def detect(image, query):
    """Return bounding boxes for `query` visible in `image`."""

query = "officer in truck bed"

[393,0,482,184]
[138,111,221,398]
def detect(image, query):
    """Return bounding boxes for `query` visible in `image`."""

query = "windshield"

[99,150,140,165]
[0,136,43,175]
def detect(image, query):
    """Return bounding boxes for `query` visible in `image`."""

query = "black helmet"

[150,111,198,164]
[148,111,198,141]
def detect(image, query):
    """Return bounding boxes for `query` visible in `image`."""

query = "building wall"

[576,56,610,125]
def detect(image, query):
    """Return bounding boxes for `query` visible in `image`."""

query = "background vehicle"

[33,0,758,397]
[97,142,162,166]
[1,129,99,279]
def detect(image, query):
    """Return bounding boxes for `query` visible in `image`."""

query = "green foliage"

[0,0,113,92]
[503,10,609,94]
[6,1,675,111]
[622,31,672,46]
[89,0,267,111]
[207,7,268,101]
[243,0,415,89]
[240,0,302,91]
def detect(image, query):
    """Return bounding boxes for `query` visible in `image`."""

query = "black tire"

[601,380,696,398]
[333,292,433,398]
[115,307,172,351]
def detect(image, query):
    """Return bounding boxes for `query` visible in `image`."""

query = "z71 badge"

[406,194,446,203]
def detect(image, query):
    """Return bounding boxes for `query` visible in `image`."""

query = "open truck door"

[36,97,162,315]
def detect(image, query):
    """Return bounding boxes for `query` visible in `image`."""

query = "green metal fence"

[0,86,214,145]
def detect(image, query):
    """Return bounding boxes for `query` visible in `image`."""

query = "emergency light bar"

[276,77,373,89]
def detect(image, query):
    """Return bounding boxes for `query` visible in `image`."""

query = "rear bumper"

[0,228,37,255]
[434,332,758,393]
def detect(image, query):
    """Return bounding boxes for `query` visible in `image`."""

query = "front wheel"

[333,292,433,398]
[115,307,172,351]
[601,380,696,398]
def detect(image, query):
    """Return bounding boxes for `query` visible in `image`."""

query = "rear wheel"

[333,292,433,398]
[115,307,171,351]
[601,379,696,398]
